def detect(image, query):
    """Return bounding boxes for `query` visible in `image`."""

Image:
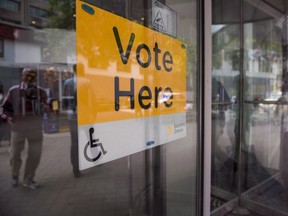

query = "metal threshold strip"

[240,173,288,216]
[211,174,288,216]
[245,100,288,105]
[210,189,239,216]
[241,198,288,216]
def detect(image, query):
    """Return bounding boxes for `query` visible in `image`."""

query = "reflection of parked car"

[258,92,281,114]
[186,102,193,111]
[258,91,282,126]
[231,96,236,104]
[231,95,236,110]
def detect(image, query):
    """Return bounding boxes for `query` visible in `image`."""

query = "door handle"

[244,100,288,105]
[212,101,233,105]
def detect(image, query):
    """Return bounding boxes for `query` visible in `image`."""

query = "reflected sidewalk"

[0,132,131,216]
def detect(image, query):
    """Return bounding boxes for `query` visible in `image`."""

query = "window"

[0,0,20,12]
[30,6,49,18]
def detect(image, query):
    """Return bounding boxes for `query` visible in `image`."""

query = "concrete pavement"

[0,132,133,216]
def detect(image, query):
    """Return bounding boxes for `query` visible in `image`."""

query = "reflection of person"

[0,81,4,104]
[0,81,8,145]
[211,77,232,187]
[63,65,81,178]
[1,68,48,189]
[211,77,230,144]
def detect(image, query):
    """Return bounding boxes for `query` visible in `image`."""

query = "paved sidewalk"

[0,132,133,216]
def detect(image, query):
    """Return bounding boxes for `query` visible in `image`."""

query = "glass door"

[240,1,288,215]
[211,0,241,211]
[0,1,202,216]
[212,0,288,215]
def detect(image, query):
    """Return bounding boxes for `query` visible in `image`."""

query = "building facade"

[0,0,287,216]
[0,0,49,27]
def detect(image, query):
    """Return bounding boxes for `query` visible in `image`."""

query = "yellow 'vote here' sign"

[76,1,187,170]
[77,1,186,126]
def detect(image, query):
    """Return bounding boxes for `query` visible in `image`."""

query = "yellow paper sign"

[76,1,186,126]
[52,100,58,111]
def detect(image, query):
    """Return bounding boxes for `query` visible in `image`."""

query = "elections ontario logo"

[84,127,107,162]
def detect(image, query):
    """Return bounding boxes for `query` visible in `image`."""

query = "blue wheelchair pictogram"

[84,128,107,162]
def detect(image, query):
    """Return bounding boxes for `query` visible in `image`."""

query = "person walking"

[1,68,48,189]
[63,66,81,177]
[0,81,6,145]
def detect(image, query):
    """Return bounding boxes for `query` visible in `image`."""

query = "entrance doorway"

[211,0,288,215]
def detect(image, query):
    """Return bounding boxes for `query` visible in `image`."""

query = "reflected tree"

[42,0,76,63]
[47,0,75,30]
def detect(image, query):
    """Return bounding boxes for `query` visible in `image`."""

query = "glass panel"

[211,0,240,210]
[30,6,49,18]
[0,1,200,216]
[241,1,288,214]
[0,0,20,12]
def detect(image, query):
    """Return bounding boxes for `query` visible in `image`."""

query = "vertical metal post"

[237,0,244,201]
[196,0,205,215]
[203,0,212,215]
[281,12,288,187]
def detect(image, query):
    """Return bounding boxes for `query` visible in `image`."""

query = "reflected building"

[0,0,49,28]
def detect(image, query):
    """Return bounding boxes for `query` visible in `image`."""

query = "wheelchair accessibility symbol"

[84,127,107,162]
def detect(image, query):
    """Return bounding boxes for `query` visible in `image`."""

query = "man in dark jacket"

[1,68,48,189]
[63,65,81,177]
